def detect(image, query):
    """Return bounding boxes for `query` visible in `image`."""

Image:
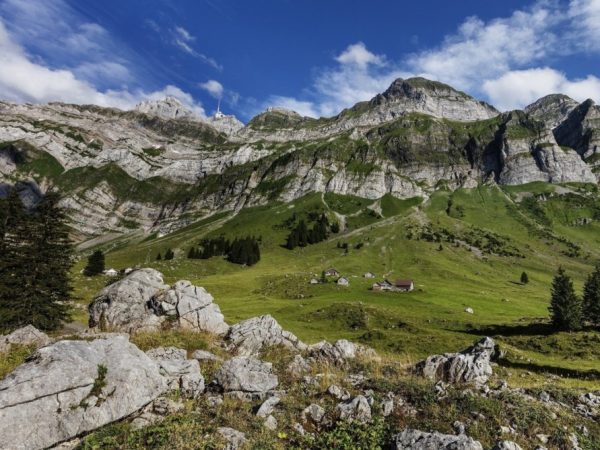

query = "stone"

[146,347,205,399]
[256,396,280,418]
[0,325,51,353]
[393,429,484,450]
[0,336,167,450]
[492,442,523,450]
[302,403,326,424]
[263,415,278,431]
[191,349,223,362]
[218,427,247,450]
[336,395,372,423]
[206,394,224,407]
[88,269,229,335]
[308,339,376,366]
[215,357,278,393]
[539,391,551,402]
[465,307,474,314]
[453,420,466,435]
[327,384,350,400]
[287,354,312,377]
[226,315,306,356]
[382,395,395,417]
[135,96,197,120]
[152,397,185,415]
[415,337,500,385]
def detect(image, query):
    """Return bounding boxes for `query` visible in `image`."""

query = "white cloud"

[171,26,222,71]
[0,21,205,116]
[335,42,384,68]
[263,0,600,117]
[199,80,224,98]
[483,68,600,110]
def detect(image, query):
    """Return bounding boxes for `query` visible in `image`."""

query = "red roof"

[395,279,413,287]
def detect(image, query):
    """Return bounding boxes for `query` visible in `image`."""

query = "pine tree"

[549,267,582,331]
[164,248,175,260]
[297,220,309,247]
[331,221,340,233]
[84,250,105,276]
[187,247,196,259]
[156,252,162,261]
[0,191,72,331]
[583,263,600,326]
[520,271,529,284]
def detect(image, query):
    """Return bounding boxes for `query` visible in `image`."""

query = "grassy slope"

[71,183,600,389]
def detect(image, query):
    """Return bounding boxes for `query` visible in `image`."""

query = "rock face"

[0,336,167,450]
[135,96,197,120]
[215,357,278,394]
[0,325,50,353]
[1,77,597,238]
[394,429,483,450]
[226,315,306,356]
[88,269,229,335]
[336,395,372,423]
[415,337,499,385]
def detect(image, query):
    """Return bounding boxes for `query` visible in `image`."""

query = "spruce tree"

[156,252,162,261]
[164,248,175,260]
[0,191,72,331]
[583,263,600,326]
[549,267,582,331]
[187,247,196,259]
[521,272,529,284]
[84,250,105,276]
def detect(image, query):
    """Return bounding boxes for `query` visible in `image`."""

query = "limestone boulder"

[215,357,278,394]
[308,339,376,366]
[0,325,50,353]
[0,336,167,450]
[415,337,500,385]
[393,429,484,450]
[146,347,205,399]
[226,315,306,356]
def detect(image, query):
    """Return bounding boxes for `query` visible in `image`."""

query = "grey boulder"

[492,442,523,450]
[226,315,306,356]
[309,339,376,366]
[88,269,229,335]
[0,325,50,353]
[0,336,167,450]
[215,357,278,394]
[393,429,484,450]
[146,347,205,399]
[336,395,372,423]
[415,337,499,385]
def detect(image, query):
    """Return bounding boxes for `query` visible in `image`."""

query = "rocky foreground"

[0,269,598,449]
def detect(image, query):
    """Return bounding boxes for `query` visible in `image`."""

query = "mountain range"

[0,77,598,239]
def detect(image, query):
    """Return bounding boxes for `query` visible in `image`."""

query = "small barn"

[363,272,375,279]
[395,279,414,292]
[337,277,350,286]
[372,280,394,291]
[325,268,340,277]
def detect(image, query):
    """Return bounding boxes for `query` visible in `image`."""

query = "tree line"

[549,264,600,331]
[187,235,261,266]
[285,214,335,250]
[0,190,73,332]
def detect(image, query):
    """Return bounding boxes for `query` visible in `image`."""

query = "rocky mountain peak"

[247,107,310,130]
[525,94,580,129]
[206,111,244,135]
[134,96,197,120]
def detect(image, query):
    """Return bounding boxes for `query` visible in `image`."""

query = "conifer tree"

[84,250,105,276]
[187,247,196,259]
[521,271,529,284]
[0,191,72,331]
[164,248,175,260]
[156,252,162,261]
[549,267,582,331]
[583,263,600,326]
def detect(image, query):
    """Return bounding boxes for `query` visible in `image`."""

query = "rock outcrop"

[146,347,205,399]
[88,269,229,335]
[0,325,50,353]
[214,357,278,396]
[0,336,166,450]
[135,96,197,120]
[226,314,306,356]
[393,429,484,450]
[415,337,499,385]
[308,339,376,366]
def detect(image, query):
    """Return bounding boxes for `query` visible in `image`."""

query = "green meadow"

[71,182,600,389]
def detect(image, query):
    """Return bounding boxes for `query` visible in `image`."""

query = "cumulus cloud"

[483,68,600,110]
[335,42,384,68]
[264,0,600,117]
[199,79,224,98]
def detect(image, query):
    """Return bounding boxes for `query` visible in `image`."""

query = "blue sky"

[0,0,599,121]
